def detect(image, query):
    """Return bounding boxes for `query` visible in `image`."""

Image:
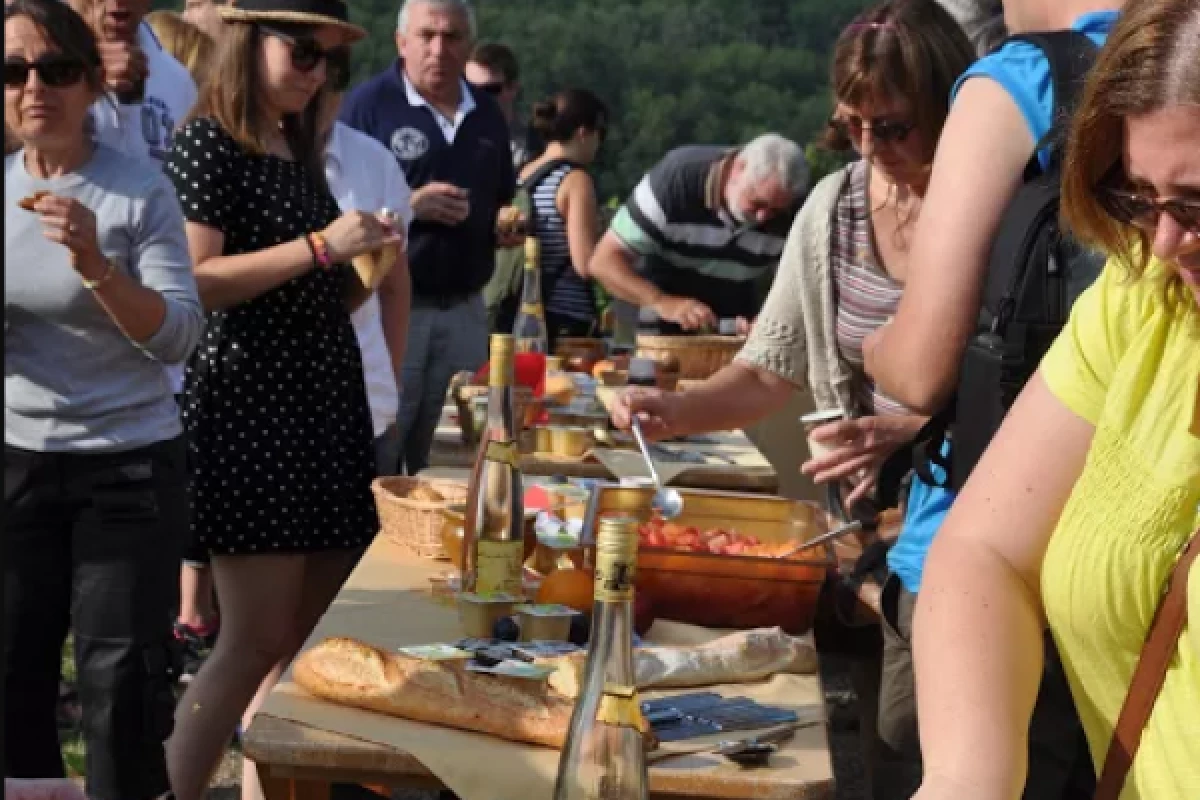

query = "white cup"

[801,408,848,461]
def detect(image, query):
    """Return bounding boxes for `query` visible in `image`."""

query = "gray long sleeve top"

[4,144,203,452]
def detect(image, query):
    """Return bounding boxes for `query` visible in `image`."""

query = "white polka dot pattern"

[165,118,378,556]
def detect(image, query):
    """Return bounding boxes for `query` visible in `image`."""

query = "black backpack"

[908,32,1106,493]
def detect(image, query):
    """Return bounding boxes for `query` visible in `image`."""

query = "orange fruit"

[536,568,595,612]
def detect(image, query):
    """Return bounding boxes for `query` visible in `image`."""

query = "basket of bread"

[372,477,469,559]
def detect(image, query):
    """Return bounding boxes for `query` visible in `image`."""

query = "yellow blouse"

[1041,260,1200,799]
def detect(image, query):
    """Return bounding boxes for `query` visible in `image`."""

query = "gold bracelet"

[81,258,116,290]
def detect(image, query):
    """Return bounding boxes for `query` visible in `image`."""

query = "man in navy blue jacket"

[341,0,517,475]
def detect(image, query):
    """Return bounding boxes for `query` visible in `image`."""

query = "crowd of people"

[3,0,1196,800]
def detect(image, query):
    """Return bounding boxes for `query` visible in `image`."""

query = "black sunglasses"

[259,25,352,90]
[472,80,506,96]
[3,56,87,89]
[1095,167,1200,235]
[829,114,916,146]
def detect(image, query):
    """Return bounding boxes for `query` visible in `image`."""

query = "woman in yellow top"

[910,0,1200,799]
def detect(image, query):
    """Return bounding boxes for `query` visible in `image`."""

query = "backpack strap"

[1095,528,1200,800]
[1004,31,1100,168]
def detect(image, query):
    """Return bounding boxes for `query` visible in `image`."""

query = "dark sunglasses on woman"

[1095,167,1200,234]
[830,114,916,146]
[3,56,86,89]
[258,25,352,91]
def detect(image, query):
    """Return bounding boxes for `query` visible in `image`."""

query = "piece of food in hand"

[351,242,397,291]
[294,637,576,748]
[406,484,446,503]
[18,191,49,212]
[496,205,526,236]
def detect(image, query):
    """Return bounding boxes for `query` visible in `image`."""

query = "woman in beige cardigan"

[613,0,972,511]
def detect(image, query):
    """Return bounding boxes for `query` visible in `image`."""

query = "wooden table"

[244,539,835,800]
[430,406,780,494]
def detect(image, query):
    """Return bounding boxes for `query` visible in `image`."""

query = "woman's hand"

[34,194,107,279]
[610,387,684,442]
[320,210,404,264]
[801,413,927,506]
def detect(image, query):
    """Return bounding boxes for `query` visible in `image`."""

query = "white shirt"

[86,23,198,394]
[325,122,415,438]
[401,72,477,144]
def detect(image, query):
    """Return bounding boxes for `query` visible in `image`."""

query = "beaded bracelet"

[306,232,333,270]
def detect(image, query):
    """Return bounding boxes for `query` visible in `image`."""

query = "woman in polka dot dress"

[160,2,402,797]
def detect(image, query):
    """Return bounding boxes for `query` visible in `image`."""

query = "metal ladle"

[629,417,684,520]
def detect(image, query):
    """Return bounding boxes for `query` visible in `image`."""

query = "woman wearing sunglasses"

[159,1,400,798]
[4,0,202,796]
[911,0,1199,797]
[612,4,972,789]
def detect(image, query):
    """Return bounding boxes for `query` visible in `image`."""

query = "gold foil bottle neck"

[489,334,515,388]
[594,515,639,603]
[524,236,541,265]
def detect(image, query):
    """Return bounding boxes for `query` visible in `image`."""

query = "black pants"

[3,439,185,800]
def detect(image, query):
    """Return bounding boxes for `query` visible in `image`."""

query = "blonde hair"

[1061,0,1200,306]
[145,11,214,87]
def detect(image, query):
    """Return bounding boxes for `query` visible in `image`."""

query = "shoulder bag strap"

[1095,527,1200,800]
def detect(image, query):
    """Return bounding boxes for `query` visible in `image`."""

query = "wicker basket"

[372,476,469,559]
[636,334,747,381]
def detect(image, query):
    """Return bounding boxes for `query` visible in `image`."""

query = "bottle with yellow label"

[553,515,648,800]
[463,334,526,597]
[513,237,549,354]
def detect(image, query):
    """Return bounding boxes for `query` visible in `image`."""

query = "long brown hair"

[187,20,325,187]
[823,0,975,161]
[1061,0,1200,306]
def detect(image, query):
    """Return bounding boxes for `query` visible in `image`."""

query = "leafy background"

[154,0,872,198]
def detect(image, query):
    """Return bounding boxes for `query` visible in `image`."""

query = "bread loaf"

[544,627,817,699]
[352,242,398,291]
[293,637,576,748]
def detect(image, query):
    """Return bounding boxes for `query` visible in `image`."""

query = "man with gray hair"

[340,0,518,474]
[589,134,808,332]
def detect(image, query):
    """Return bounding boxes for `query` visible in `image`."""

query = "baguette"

[544,627,817,699]
[293,637,576,749]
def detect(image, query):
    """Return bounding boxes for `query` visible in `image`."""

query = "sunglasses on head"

[1094,166,1200,235]
[259,25,352,90]
[3,56,87,89]
[830,114,916,146]
[471,80,506,96]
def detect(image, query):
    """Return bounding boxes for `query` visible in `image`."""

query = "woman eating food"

[4,0,202,795]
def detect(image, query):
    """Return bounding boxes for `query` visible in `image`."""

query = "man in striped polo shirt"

[589,134,808,332]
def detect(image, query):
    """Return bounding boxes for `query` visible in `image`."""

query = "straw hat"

[218,0,367,42]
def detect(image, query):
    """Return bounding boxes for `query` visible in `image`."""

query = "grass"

[60,636,87,778]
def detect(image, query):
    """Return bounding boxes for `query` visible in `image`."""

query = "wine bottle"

[553,515,649,800]
[462,334,526,597]
[513,237,550,353]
